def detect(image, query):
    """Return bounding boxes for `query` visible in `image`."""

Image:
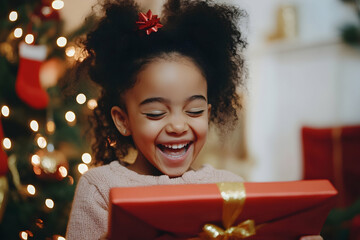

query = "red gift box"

[109,180,337,240]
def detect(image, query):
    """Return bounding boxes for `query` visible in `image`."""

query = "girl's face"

[111,56,211,177]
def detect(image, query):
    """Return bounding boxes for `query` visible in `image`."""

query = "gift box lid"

[109,180,337,239]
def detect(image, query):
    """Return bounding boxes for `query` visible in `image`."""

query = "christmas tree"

[0,0,96,239]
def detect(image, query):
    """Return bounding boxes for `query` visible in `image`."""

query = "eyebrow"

[139,95,207,106]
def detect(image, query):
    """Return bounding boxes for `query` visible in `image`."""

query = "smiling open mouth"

[157,142,192,159]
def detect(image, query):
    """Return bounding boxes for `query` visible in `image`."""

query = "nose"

[165,114,189,135]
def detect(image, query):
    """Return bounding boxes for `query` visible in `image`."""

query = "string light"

[78,163,88,174]
[27,184,36,195]
[47,120,56,133]
[37,136,47,149]
[45,198,54,209]
[41,6,51,16]
[31,154,41,166]
[52,0,64,10]
[25,34,34,44]
[87,99,98,110]
[76,93,86,104]
[1,105,10,117]
[19,231,28,240]
[9,11,18,21]
[65,111,76,123]
[65,46,75,57]
[57,236,66,240]
[3,138,11,149]
[14,28,23,38]
[81,153,92,164]
[56,36,67,47]
[47,143,55,152]
[59,166,68,178]
[30,120,39,132]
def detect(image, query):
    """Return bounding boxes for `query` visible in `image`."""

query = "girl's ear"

[111,106,131,136]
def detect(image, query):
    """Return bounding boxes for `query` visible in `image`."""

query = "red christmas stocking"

[15,42,49,109]
[0,119,8,176]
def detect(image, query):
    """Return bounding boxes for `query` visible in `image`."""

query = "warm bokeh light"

[14,27,23,38]
[37,136,47,149]
[65,111,76,123]
[81,153,92,164]
[47,143,55,152]
[27,184,36,195]
[25,34,34,44]
[31,154,41,166]
[78,163,88,174]
[52,0,64,10]
[3,138,11,149]
[20,231,28,240]
[45,198,54,209]
[46,120,56,133]
[59,166,68,178]
[41,6,51,16]
[76,93,86,104]
[30,120,39,132]
[65,46,75,57]
[9,11,18,21]
[56,36,67,47]
[57,236,66,240]
[1,105,10,117]
[87,99,98,110]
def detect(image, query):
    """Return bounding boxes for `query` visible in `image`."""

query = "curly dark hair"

[78,0,247,165]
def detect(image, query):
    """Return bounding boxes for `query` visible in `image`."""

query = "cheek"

[191,117,209,141]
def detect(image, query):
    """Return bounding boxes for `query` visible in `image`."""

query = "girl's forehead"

[125,58,208,103]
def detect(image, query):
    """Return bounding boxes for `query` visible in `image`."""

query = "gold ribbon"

[199,182,256,240]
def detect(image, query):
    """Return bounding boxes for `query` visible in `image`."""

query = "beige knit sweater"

[66,160,243,240]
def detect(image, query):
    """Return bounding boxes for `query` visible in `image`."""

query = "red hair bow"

[136,10,163,35]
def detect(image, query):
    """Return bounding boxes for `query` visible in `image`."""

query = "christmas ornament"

[39,58,65,89]
[0,176,8,223]
[0,118,8,176]
[15,42,49,109]
[32,149,68,181]
[32,0,60,21]
[136,10,163,35]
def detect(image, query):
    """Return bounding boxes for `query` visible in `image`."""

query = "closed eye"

[142,112,166,119]
[186,109,205,116]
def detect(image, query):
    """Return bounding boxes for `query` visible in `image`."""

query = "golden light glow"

[25,34,34,44]
[3,138,11,149]
[31,154,41,166]
[65,46,75,57]
[9,11,18,21]
[52,0,64,10]
[56,36,67,47]
[59,166,68,178]
[65,111,76,123]
[46,120,56,133]
[76,93,86,104]
[45,198,54,209]
[30,120,39,132]
[81,153,92,164]
[87,99,98,110]
[41,6,51,16]
[27,184,36,195]
[78,163,88,174]
[37,136,47,149]
[1,105,10,117]
[14,28,23,38]
[57,236,66,240]
[20,231,28,240]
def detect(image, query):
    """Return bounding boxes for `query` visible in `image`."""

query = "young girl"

[66,0,323,239]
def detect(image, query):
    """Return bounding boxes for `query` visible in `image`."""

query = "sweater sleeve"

[66,176,108,240]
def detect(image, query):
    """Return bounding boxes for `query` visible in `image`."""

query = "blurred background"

[0,0,359,239]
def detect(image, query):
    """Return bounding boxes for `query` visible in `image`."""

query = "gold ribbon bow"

[199,183,256,240]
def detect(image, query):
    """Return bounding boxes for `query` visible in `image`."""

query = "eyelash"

[143,110,205,119]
